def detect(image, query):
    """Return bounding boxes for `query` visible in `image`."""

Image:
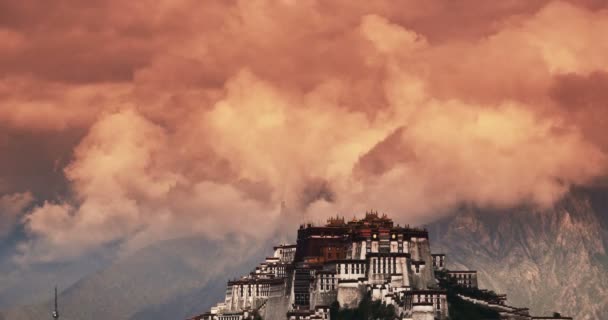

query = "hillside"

[0,237,265,320]
[429,189,608,320]
[4,189,607,319]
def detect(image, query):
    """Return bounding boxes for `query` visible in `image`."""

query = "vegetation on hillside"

[329,294,397,320]
[324,271,502,320]
[436,270,501,320]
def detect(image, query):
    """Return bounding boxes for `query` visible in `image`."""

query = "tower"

[52,286,59,319]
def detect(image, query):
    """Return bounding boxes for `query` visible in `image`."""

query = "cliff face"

[429,189,608,320]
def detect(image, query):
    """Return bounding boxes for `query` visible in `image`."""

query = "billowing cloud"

[0,0,606,262]
[0,192,33,238]
[18,109,281,263]
[550,71,608,151]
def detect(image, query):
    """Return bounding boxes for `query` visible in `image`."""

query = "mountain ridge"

[3,189,606,319]
[429,189,608,320]
[0,236,266,320]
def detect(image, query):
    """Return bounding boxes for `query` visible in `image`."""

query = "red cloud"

[0,0,605,262]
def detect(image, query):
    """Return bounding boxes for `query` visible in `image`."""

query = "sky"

[0,0,607,268]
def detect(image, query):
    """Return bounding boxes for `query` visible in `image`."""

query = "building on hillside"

[447,270,478,288]
[188,211,573,320]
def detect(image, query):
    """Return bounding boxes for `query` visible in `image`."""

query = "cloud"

[347,101,605,219]
[360,14,427,55]
[0,77,131,131]
[0,192,33,238]
[18,110,280,263]
[550,71,608,151]
[0,0,606,262]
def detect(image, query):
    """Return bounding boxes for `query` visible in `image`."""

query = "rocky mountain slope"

[0,236,265,320]
[3,189,606,320]
[429,188,608,320]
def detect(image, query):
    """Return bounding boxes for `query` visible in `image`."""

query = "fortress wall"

[412,305,435,320]
[311,291,337,308]
[411,238,437,289]
[396,256,410,287]
[337,282,364,308]
[260,295,290,320]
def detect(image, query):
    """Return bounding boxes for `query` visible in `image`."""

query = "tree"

[329,294,397,320]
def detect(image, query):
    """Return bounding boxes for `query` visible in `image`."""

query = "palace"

[188,212,572,320]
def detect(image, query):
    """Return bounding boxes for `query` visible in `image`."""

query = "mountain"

[4,189,607,320]
[0,247,112,310]
[428,188,608,320]
[0,236,265,320]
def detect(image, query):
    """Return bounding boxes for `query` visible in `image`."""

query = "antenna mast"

[52,286,59,319]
